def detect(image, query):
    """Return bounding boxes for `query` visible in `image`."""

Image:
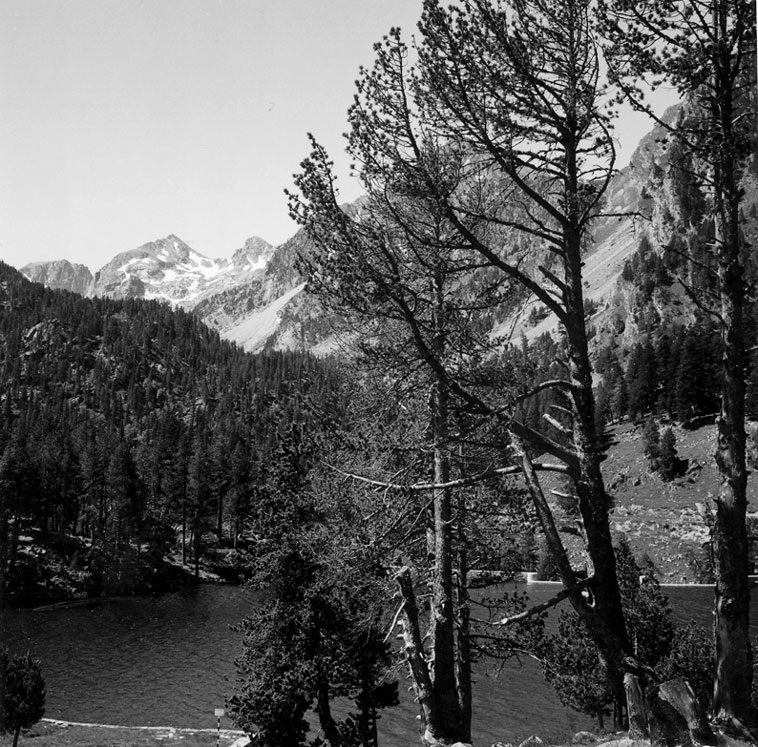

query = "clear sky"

[0,0,674,271]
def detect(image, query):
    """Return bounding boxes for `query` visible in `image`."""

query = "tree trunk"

[315,674,342,746]
[193,516,200,579]
[369,705,378,747]
[657,678,716,746]
[395,566,436,741]
[216,493,223,543]
[181,504,187,565]
[562,216,638,701]
[12,725,20,747]
[710,38,751,717]
[429,372,464,743]
[456,488,472,741]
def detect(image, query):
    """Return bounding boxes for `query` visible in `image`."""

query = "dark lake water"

[3,582,748,746]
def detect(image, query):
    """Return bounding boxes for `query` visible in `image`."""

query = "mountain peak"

[21,259,93,296]
[232,236,274,270]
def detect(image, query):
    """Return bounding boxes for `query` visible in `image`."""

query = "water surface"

[4,582,739,745]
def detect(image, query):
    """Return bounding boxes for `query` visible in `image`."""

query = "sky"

[0,0,676,272]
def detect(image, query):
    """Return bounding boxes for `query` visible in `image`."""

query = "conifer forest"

[1,0,758,746]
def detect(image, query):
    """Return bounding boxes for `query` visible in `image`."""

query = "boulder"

[572,732,598,744]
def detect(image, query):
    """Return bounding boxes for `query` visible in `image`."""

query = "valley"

[3,47,757,747]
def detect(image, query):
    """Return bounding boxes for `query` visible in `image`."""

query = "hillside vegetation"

[0,262,340,605]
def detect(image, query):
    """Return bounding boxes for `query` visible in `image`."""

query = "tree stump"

[624,673,649,740]
[657,679,716,746]
[645,677,717,747]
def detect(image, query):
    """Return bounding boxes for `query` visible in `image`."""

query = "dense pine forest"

[0,261,342,603]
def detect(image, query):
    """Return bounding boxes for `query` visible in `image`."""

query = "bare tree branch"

[324,460,570,492]
[494,576,594,626]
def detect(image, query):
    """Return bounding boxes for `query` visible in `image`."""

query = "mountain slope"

[194,228,334,353]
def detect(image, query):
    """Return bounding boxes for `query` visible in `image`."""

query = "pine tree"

[229,429,399,747]
[594,382,612,440]
[642,417,661,470]
[291,0,653,721]
[657,427,680,482]
[612,372,629,424]
[626,342,656,420]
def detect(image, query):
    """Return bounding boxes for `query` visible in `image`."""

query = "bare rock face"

[21,260,93,296]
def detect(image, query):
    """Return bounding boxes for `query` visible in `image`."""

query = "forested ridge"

[0,260,341,603]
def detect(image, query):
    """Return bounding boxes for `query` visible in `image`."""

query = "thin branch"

[324,460,570,492]
[537,264,568,297]
[512,379,577,405]
[675,275,725,323]
[542,413,573,435]
[384,600,406,644]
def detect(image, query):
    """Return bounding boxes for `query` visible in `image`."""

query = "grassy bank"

[0,720,247,747]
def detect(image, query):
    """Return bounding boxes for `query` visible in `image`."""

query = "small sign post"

[214,708,225,747]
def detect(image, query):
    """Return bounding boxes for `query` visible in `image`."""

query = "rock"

[715,733,756,747]
[609,472,626,490]
[518,737,545,747]
[572,731,597,744]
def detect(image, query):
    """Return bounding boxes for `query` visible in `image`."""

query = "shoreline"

[518,572,758,588]
[4,719,251,747]
[41,718,246,736]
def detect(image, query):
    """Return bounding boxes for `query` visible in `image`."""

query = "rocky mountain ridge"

[19,110,734,357]
[21,259,94,297]
[20,233,306,353]
[22,233,275,307]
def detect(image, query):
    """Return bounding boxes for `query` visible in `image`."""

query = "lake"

[2,582,744,746]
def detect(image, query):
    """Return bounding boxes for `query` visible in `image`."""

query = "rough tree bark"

[711,32,751,716]
[600,0,756,721]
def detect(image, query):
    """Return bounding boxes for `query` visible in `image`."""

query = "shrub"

[0,649,46,747]
[656,621,713,710]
